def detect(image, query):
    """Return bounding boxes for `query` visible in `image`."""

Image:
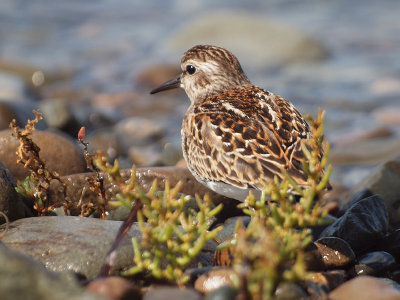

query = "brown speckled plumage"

[151,45,314,201]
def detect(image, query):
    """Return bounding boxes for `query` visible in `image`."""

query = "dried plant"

[11,110,68,216]
[226,109,332,299]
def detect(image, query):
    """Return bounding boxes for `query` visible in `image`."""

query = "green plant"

[93,152,224,286]
[226,109,332,299]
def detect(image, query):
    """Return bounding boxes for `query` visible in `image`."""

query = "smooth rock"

[314,237,355,269]
[129,144,162,167]
[310,270,346,291]
[163,11,327,70]
[48,167,226,216]
[329,276,400,300]
[203,286,238,300]
[86,128,121,161]
[0,216,216,280]
[320,195,389,253]
[143,286,200,300]
[194,268,236,294]
[355,251,396,276]
[349,159,400,226]
[86,276,142,300]
[274,282,308,300]
[0,163,32,223]
[0,241,103,300]
[0,129,87,181]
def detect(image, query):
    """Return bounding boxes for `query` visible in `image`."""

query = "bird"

[150,45,315,201]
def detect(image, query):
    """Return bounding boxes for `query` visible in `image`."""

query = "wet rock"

[0,163,32,223]
[306,279,329,298]
[0,241,103,300]
[163,11,327,70]
[310,270,346,291]
[203,286,238,300]
[1,216,216,280]
[1,216,140,279]
[379,229,400,261]
[143,286,200,300]
[274,282,308,300]
[314,237,356,269]
[349,159,400,226]
[320,195,389,253]
[194,268,236,294]
[329,276,400,300]
[86,276,142,300]
[48,167,226,216]
[354,251,396,276]
[0,129,87,181]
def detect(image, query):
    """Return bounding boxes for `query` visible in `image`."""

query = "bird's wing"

[183,90,310,189]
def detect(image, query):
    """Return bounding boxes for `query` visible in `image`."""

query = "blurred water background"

[1,0,400,190]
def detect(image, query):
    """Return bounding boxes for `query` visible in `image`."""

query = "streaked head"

[150,45,250,103]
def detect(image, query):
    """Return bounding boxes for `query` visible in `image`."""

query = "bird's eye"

[186,65,196,75]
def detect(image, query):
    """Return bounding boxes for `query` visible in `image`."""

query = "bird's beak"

[150,75,181,94]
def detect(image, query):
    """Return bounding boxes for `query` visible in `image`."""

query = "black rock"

[320,195,389,253]
[354,251,396,277]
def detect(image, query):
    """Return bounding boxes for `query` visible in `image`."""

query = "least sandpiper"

[151,45,313,201]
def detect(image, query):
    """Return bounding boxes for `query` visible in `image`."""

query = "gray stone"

[162,11,328,70]
[0,162,32,223]
[0,241,104,300]
[275,282,308,300]
[1,216,216,280]
[320,195,389,253]
[144,287,200,300]
[349,158,400,226]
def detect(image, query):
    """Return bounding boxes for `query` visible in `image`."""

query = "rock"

[329,276,400,300]
[135,64,181,90]
[354,251,396,276]
[0,102,17,130]
[320,195,389,253]
[373,106,400,126]
[194,268,236,294]
[162,11,327,70]
[310,270,346,291]
[314,237,356,269]
[0,72,26,100]
[0,241,103,300]
[129,144,162,167]
[330,138,400,166]
[115,117,163,149]
[48,167,226,216]
[85,128,121,161]
[39,98,80,135]
[274,282,308,300]
[143,287,200,300]
[203,286,238,300]
[86,276,142,300]
[379,229,400,261]
[0,216,216,280]
[0,163,32,223]
[0,129,87,181]
[349,159,400,226]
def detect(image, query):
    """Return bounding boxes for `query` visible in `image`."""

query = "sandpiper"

[151,45,314,201]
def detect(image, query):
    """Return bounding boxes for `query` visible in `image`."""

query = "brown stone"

[314,237,355,269]
[194,268,236,294]
[86,276,142,300]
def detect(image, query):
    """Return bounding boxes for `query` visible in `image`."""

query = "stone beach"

[1,0,400,299]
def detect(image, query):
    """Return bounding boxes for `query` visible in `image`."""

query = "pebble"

[0,129,87,181]
[0,102,16,130]
[135,64,181,90]
[379,229,400,261]
[329,276,400,300]
[310,270,346,291]
[274,282,308,300]
[0,163,32,223]
[203,286,238,300]
[143,286,200,300]
[314,237,356,269]
[355,251,396,276]
[0,241,103,300]
[194,268,236,294]
[86,276,142,300]
[0,72,26,101]
[320,194,389,254]
[349,158,400,226]
[373,106,400,126]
